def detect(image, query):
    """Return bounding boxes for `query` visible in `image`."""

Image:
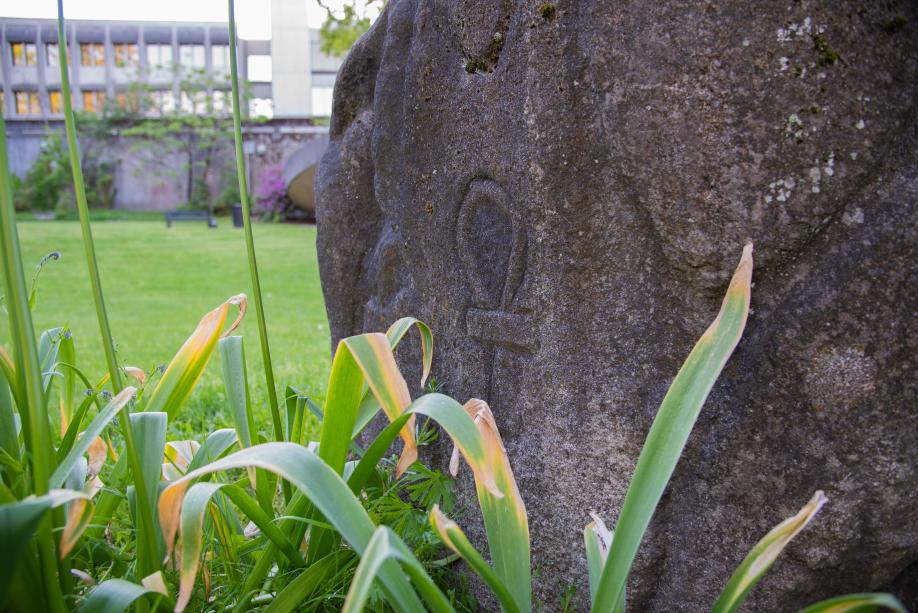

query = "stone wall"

[4,118,328,211]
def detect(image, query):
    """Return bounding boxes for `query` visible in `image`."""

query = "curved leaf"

[77,578,170,613]
[430,506,520,613]
[145,294,246,418]
[342,526,454,613]
[583,512,613,606]
[592,243,754,613]
[712,491,828,613]
[352,318,433,444]
[323,333,417,477]
[796,593,906,613]
[188,428,238,472]
[0,489,89,597]
[49,387,135,489]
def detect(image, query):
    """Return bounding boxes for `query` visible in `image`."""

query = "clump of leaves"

[317,0,385,58]
[14,131,70,212]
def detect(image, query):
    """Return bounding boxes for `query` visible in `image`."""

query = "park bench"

[165,209,217,228]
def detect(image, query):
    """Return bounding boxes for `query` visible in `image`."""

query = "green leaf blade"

[592,244,754,613]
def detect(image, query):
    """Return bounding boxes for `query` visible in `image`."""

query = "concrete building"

[0,12,342,121]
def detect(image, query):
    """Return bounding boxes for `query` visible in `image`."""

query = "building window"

[180,91,208,114]
[10,42,37,66]
[311,86,334,117]
[14,91,40,116]
[82,90,105,113]
[179,44,205,69]
[249,97,273,119]
[211,45,230,70]
[46,44,72,67]
[113,43,139,68]
[212,90,230,113]
[150,90,175,115]
[80,42,105,67]
[114,90,140,112]
[49,90,63,114]
[246,55,272,82]
[146,43,173,69]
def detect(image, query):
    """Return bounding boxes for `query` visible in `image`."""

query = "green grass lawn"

[1,218,330,440]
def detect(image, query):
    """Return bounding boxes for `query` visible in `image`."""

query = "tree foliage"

[317,0,385,57]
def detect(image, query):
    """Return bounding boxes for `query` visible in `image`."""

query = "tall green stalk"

[56,0,159,578]
[227,0,284,443]
[0,93,66,613]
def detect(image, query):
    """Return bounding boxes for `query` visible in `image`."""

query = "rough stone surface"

[316,1,918,610]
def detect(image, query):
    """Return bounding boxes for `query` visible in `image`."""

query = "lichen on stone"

[538,3,556,20]
[812,33,840,66]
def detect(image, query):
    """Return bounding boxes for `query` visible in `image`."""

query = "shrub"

[14,131,117,213]
[255,163,289,220]
[14,131,70,212]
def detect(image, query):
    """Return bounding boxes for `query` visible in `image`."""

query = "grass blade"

[49,387,135,489]
[0,76,63,613]
[37,327,63,397]
[796,593,907,613]
[591,243,753,613]
[158,442,425,612]
[712,491,828,613]
[220,336,256,450]
[430,506,520,613]
[57,332,77,432]
[264,551,354,613]
[227,0,284,443]
[221,484,302,565]
[0,364,20,473]
[55,1,159,579]
[342,526,455,613]
[347,412,413,494]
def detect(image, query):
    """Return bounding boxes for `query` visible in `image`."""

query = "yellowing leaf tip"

[123,366,146,385]
[222,294,248,337]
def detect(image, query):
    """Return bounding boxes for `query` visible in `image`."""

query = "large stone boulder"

[316,1,917,610]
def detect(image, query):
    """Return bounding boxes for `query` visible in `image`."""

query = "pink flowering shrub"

[256,164,288,218]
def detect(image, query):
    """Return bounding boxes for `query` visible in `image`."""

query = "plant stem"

[227,0,284,444]
[0,96,67,613]
[56,0,159,578]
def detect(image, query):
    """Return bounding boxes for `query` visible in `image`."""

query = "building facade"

[0,14,342,121]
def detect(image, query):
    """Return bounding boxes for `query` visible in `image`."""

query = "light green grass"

[0,219,330,440]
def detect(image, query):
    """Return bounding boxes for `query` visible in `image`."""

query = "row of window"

[8,41,231,70]
[2,88,238,116]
